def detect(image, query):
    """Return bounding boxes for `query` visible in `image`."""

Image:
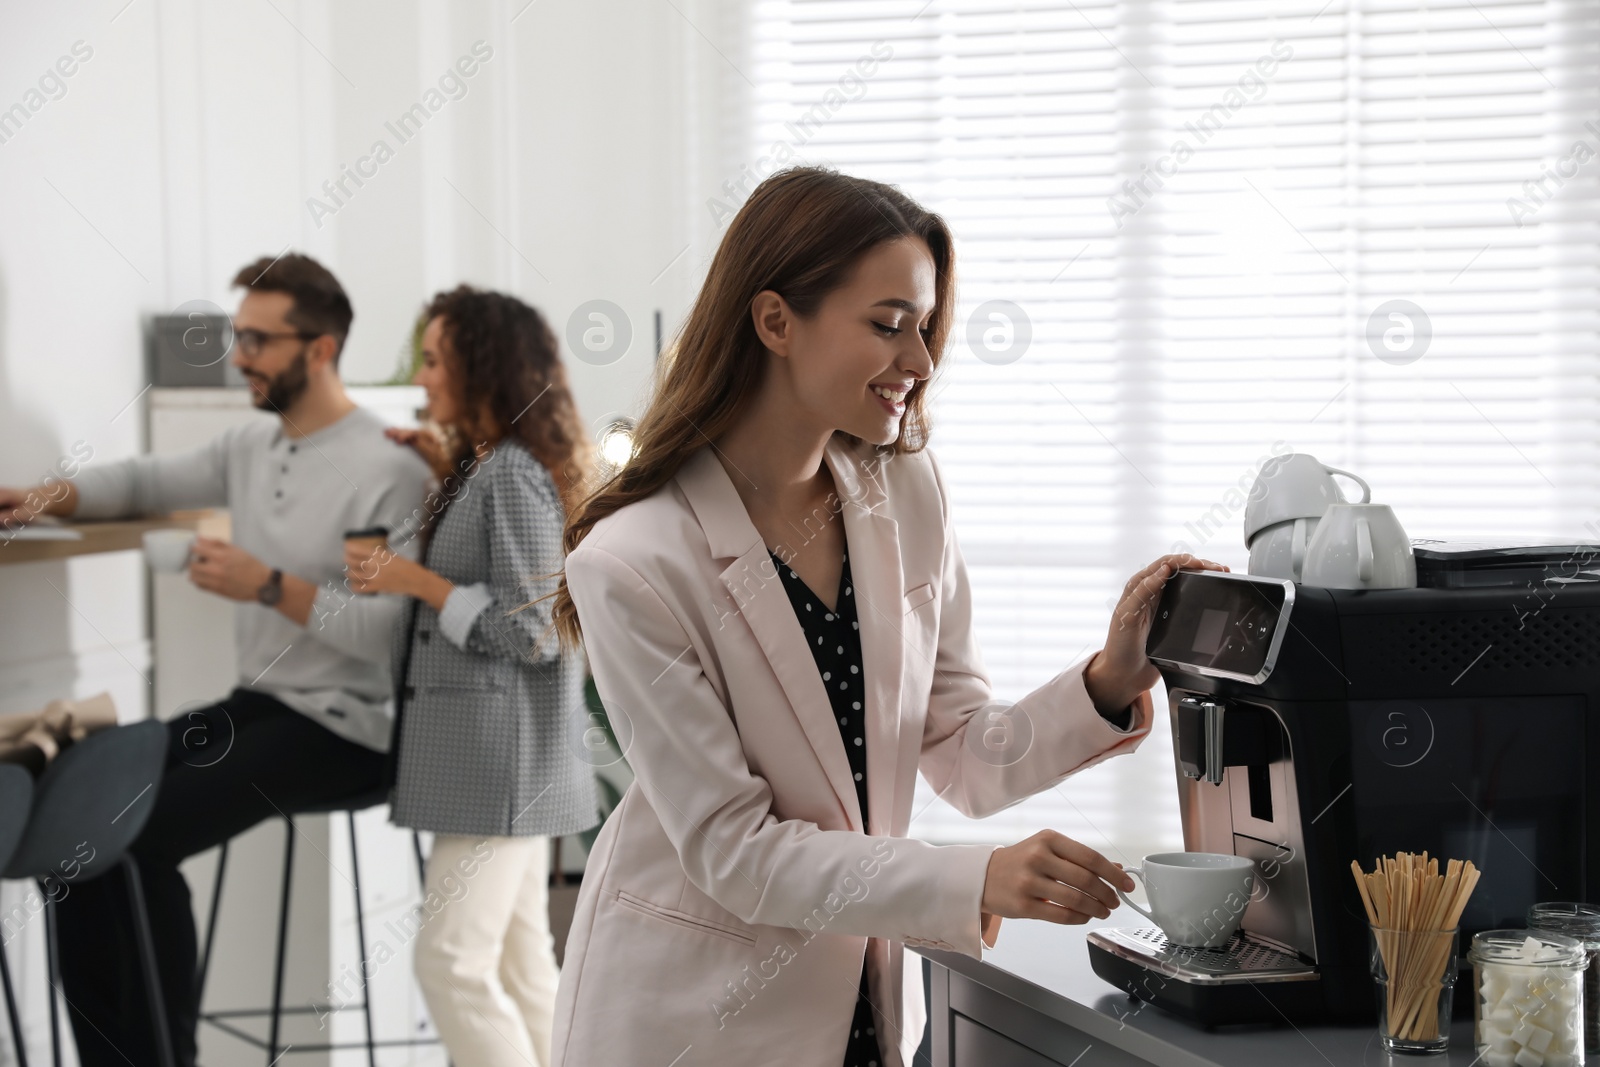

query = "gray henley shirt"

[71,405,434,751]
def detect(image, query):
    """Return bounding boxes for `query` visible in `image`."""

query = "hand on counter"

[981,829,1135,928]
[1085,552,1229,717]
[0,481,79,525]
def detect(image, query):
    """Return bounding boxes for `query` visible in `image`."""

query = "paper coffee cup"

[343,526,390,555]
[344,526,390,595]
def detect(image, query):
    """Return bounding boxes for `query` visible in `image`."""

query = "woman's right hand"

[980,829,1135,925]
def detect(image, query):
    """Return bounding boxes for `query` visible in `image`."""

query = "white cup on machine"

[1300,503,1417,590]
[1115,852,1258,949]
[1248,517,1323,586]
[1244,454,1371,582]
[142,529,196,573]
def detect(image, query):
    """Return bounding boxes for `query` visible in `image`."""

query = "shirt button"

[275,490,283,499]
[281,464,289,473]
[419,630,432,643]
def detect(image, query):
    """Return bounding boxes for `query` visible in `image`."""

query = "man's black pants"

[55,688,386,1067]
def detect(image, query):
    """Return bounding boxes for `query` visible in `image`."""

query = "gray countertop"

[917,915,1484,1067]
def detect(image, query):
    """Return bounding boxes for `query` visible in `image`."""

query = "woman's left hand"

[1085,553,1229,715]
[344,542,419,596]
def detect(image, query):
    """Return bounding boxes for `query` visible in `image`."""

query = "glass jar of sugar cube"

[1470,929,1586,1067]
[1528,904,1600,1056]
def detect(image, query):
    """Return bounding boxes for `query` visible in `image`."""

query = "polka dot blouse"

[768,539,880,1067]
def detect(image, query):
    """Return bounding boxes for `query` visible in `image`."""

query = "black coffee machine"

[1087,543,1600,1024]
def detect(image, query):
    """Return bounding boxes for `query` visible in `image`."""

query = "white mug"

[143,529,196,574]
[1243,453,1370,547]
[1248,516,1321,582]
[1301,503,1416,590]
[1115,852,1256,949]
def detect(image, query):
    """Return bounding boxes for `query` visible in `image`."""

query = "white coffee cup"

[1248,515,1321,582]
[1300,503,1416,590]
[1243,453,1371,547]
[143,529,196,574]
[1115,852,1256,949]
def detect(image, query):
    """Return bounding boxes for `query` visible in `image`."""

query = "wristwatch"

[257,568,284,607]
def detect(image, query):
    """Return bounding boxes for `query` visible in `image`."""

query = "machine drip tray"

[1087,927,1318,985]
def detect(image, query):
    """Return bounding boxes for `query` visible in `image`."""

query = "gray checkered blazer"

[388,439,600,838]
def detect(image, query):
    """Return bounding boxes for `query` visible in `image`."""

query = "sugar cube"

[1513,990,1548,1016]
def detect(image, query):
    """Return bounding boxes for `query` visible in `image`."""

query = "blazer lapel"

[675,437,904,834]
[824,439,904,837]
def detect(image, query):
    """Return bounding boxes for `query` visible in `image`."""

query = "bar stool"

[2,721,172,1067]
[196,787,441,1066]
[0,763,34,1067]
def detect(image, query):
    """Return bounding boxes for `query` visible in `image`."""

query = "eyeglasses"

[235,328,318,358]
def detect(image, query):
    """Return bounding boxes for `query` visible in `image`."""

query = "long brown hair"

[539,167,957,656]
[422,285,597,513]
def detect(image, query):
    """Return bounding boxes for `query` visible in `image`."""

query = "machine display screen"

[1145,571,1292,682]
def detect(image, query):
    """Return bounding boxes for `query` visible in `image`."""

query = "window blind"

[745,0,1600,862]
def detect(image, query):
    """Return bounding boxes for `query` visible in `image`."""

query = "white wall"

[0,1,747,1063]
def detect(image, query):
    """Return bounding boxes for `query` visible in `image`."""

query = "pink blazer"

[554,433,1155,1066]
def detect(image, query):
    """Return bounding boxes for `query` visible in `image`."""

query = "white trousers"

[414,834,560,1067]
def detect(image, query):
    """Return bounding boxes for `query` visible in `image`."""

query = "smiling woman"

[546,167,956,652]
[542,166,1223,1067]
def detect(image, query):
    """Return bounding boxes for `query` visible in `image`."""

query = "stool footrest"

[198,1009,441,1052]
[197,820,438,1067]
